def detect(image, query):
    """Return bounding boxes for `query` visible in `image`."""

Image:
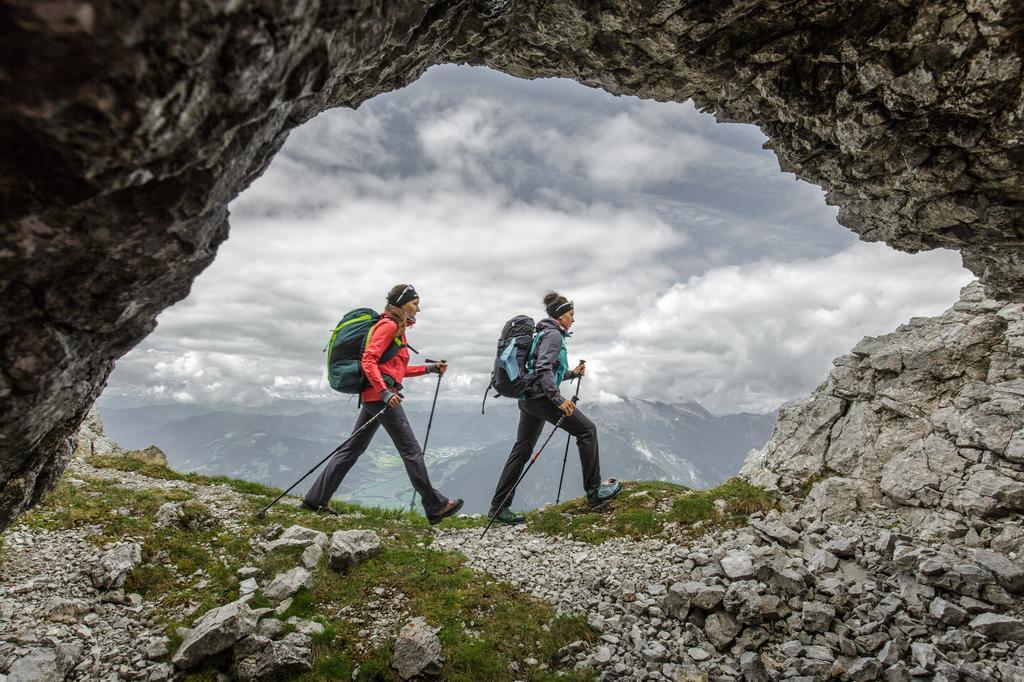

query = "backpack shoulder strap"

[364,320,404,365]
[526,329,545,374]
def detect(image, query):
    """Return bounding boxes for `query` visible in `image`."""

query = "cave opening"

[96,65,972,510]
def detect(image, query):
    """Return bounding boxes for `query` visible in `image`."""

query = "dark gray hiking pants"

[489,398,601,514]
[304,402,449,517]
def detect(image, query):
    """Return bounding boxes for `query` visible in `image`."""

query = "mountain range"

[97,397,776,514]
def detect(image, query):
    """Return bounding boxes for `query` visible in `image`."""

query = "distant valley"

[98,397,777,514]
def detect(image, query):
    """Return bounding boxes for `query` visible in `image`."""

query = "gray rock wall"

[1,1,1021,528]
[742,281,1024,534]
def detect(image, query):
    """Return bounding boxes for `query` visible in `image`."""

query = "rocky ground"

[0,457,591,681]
[0,458,258,681]
[4,453,1022,681]
[439,500,1024,681]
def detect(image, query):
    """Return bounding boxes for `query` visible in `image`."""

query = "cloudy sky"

[105,65,973,415]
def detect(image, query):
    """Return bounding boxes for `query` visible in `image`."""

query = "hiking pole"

[480,396,579,539]
[409,359,444,512]
[256,403,390,520]
[555,361,585,504]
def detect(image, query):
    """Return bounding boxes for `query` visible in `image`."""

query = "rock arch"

[1,0,1021,528]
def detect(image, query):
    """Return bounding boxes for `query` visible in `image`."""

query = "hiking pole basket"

[256,403,391,519]
[409,359,444,512]
[555,361,584,504]
[480,396,579,538]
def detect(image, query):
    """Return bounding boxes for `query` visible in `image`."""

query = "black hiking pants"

[304,402,449,517]
[489,397,601,514]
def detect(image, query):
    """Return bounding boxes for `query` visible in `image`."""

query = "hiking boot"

[488,507,526,525]
[587,479,623,507]
[300,500,341,516]
[428,498,464,526]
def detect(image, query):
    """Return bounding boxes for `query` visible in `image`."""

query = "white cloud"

[588,242,974,413]
[105,65,974,415]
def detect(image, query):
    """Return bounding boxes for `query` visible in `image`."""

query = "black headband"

[548,299,574,317]
[388,285,419,308]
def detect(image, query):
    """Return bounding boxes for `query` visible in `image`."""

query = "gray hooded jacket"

[526,317,575,404]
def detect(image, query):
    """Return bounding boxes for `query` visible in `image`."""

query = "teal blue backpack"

[325,308,403,393]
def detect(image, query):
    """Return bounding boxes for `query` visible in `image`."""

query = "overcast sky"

[105,65,973,415]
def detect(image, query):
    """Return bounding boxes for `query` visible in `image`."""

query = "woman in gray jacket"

[488,292,622,524]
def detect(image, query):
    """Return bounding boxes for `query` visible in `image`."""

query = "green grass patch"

[15,459,602,680]
[527,479,777,544]
[87,455,283,498]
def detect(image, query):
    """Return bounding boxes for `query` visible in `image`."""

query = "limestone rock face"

[742,282,1024,527]
[1,1,1022,528]
[72,406,123,459]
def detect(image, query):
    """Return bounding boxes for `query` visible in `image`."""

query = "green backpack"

[325,308,403,393]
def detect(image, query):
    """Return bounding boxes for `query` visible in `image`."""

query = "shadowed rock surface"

[1,1,1022,528]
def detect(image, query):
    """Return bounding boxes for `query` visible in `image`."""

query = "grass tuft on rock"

[527,479,777,544]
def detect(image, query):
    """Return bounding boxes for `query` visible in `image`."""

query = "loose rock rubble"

[0,527,172,681]
[436,505,1024,681]
[164,523,384,679]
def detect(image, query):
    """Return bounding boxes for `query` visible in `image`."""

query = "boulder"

[7,643,81,682]
[232,634,271,681]
[239,578,258,598]
[72,406,122,459]
[686,582,726,611]
[286,617,325,636]
[257,618,285,640]
[172,598,259,669]
[43,598,89,624]
[392,617,444,680]
[704,611,741,649]
[970,549,1024,593]
[90,542,142,590]
[739,651,770,682]
[749,517,800,546]
[263,567,313,602]
[801,601,835,633]
[661,582,690,620]
[720,551,755,580]
[266,525,328,552]
[124,445,169,467]
[969,613,1024,643]
[301,543,323,569]
[329,530,381,572]
[155,502,184,528]
[928,597,967,625]
[251,633,312,680]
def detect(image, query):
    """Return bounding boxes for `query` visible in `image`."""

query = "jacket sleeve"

[405,357,427,378]
[361,319,398,399]
[532,331,566,404]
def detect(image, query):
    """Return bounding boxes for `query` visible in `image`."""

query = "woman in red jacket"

[303,284,464,524]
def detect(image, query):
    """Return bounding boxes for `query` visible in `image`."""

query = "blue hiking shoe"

[587,480,623,507]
